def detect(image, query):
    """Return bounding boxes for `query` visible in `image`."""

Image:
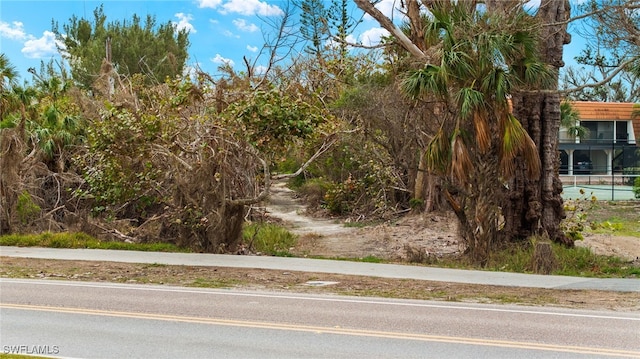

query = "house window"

[616,121,628,143]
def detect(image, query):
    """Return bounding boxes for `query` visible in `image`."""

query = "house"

[559,101,639,176]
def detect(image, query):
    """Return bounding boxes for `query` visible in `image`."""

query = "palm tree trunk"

[503,0,573,246]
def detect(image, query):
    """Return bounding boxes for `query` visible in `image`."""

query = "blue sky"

[0,0,587,83]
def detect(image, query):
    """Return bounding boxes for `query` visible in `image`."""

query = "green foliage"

[323,177,360,214]
[622,167,640,186]
[242,223,297,256]
[79,102,165,207]
[561,189,599,240]
[321,155,400,216]
[225,89,326,155]
[299,0,329,57]
[52,5,190,88]
[400,2,550,263]
[552,245,638,277]
[409,198,424,210]
[16,191,41,224]
[304,131,405,217]
[560,100,588,139]
[28,66,85,172]
[634,176,640,198]
[438,240,639,278]
[0,231,187,252]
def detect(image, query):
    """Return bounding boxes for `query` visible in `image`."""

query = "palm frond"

[424,128,450,175]
[500,114,540,178]
[456,87,484,120]
[481,68,511,102]
[402,65,447,99]
[473,110,491,153]
[450,130,473,184]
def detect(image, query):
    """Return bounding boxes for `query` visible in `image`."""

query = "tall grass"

[242,223,297,256]
[484,242,639,278]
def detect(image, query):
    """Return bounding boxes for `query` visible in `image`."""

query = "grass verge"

[433,241,639,278]
[0,232,188,252]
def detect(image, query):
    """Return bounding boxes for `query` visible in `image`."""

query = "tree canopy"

[52,5,190,89]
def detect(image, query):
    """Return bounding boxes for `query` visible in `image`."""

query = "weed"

[242,223,297,256]
[561,189,599,240]
[359,255,383,263]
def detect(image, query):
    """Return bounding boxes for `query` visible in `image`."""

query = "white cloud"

[0,21,27,40]
[233,19,258,33]
[220,0,283,16]
[247,45,258,52]
[223,30,239,38]
[22,31,59,59]
[360,0,406,23]
[174,13,196,33]
[197,0,223,9]
[211,54,235,66]
[254,65,268,75]
[359,27,389,47]
[376,0,395,18]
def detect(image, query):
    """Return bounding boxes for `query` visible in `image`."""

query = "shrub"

[623,167,640,186]
[633,177,640,199]
[16,191,41,224]
[242,223,297,256]
[561,189,599,240]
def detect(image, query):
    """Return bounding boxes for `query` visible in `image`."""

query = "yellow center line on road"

[2,303,639,358]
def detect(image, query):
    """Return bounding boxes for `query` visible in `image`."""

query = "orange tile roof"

[569,101,639,142]
[570,101,635,120]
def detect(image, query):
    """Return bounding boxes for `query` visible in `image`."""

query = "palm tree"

[28,68,83,173]
[402,2,551,263]
[560,101,588,140]
[0,54,19,119]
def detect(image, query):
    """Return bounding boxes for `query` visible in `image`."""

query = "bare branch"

[228,146,271,206]
[353,0,427,59]
[274,133,339,180]
[559,57,639,95]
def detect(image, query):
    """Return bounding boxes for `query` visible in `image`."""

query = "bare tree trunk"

[504,0,573,246]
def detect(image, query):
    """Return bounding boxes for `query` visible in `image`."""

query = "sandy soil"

[2,181,638,311]
[266,180,640,262]
[3,256,639,310]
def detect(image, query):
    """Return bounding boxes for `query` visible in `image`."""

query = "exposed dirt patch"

[266,180,639,263]
[578,234,640,261]
[2,183,638,311]
[2,257,639,311]
[266,181,462,261]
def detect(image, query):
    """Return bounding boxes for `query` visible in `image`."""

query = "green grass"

[585,201,640,238]
[0,232,189,252]
[591,217,640,238]
[242,223,297,256]
[434,241,639,278]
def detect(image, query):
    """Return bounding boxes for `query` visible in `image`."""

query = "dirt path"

[265,180,462,260]
[265,181,639,262]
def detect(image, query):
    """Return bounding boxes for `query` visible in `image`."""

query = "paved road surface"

[1,279,639,359]
[1,246,639,292]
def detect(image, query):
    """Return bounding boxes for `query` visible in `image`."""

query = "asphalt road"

[1,278,639,358]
